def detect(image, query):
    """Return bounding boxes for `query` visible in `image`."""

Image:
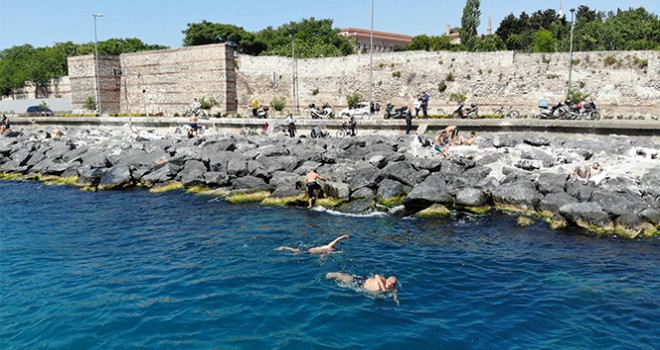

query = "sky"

[1,0,658,50]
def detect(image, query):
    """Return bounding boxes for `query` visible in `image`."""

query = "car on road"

[26,106,54,116]
[340,102,372,119]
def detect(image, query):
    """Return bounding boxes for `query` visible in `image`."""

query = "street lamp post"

[93,13,103,116]
[369,0,374,119]
[290,33,299,115]
[567,8,575,99]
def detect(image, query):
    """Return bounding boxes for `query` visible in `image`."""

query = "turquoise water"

[1,181,658,349]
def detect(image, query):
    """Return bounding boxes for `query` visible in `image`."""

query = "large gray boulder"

[492,180,541,212]
[98,164,133,190]
[141,163,182,186]
[231,175,270,190]
[589,190,649,218]
[404,174,453,210]
[323,181,350,200]
[376,179,410,203]
[455,188,487,207]
[535,172,568,194]
[538,192,578,214]
[348,162,380,191]
[381,161,430,187]
[559,202,612,228]
[335,198,375,214]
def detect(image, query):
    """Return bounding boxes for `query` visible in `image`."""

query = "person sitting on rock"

[434,130,452,160]
[53,126,64,139]
[1,115,11,135]
[277,234,349,254]
[570,162,603,185]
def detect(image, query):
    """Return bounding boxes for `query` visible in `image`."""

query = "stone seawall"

[238,50,659,117]
[1,122,659,239]
[61,46,659,118]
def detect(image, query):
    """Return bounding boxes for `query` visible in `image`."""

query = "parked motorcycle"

[383,103,411,119]
[577,100,601,120]
[451,103,478,118]
[309,103,335,119]
[256,106,269,118]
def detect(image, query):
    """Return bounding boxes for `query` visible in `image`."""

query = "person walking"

[251,97,259,118]
[414,96,422,118]
[421,91,429,118]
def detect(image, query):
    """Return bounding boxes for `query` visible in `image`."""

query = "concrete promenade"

[8,115,660,138]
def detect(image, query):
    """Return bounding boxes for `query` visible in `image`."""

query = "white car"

[340,102,371,119]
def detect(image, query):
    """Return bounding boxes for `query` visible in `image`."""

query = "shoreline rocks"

[1,127,659,239]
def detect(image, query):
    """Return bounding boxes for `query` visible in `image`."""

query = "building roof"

[339,27,413,44]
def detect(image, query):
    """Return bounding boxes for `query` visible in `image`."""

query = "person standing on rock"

[414,96,422,118]
[421,91,430,118]
[305,167,324,208]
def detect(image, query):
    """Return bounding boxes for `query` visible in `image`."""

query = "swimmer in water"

[276,234,349,254]
[326,272,399,305]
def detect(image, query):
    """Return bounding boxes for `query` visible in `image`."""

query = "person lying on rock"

[570,162,603,185]
[305,167,324,208]
[277,234,349,254]
[458,131,477,145]
[326,272,399,305]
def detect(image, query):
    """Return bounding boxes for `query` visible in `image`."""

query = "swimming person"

[277,234,350,254]
[326,272,399,305]
[305,167,324,208]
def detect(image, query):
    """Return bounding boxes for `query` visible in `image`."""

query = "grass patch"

[379,196,406,208]
[464,205,491,214]
[0,172,23,181]
[149,181,184,194]
[261,194,307,207]
[225,191,271,204]
[414,204,451,219]
[517,216,535,227]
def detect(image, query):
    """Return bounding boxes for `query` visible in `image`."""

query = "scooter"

[309,103,335,119]
[383,103,411,119]
[538,101,564,119]
[256,106,269,118]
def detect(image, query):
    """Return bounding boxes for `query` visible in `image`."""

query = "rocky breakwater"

[1,127,659,239]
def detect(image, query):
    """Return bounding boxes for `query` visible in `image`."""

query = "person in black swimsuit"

[305,167,324,208]
[277,234,350,254]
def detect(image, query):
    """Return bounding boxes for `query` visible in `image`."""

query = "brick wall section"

[68,54,121,114]
[67,45,658,117]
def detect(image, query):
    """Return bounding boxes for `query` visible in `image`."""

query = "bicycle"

[493,105,520,118]
[336,121,357,138]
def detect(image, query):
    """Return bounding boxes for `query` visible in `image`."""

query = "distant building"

[444,25,461,44]
[339,27,413,52]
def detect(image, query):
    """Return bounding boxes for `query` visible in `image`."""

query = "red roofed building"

[339,27,413,52]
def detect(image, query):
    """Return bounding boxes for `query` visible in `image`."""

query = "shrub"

[546,74,559,79]
[603,56,618,66]
[270,97,286,112]
[568,89,590,102]
[346,93,363,109]
[199,97,219,110]
[83,96,96,111]
[392,71,401,78]
[449,92,466,104]
[311,88,319,96]
[633,57,648,69]
[445,72,455,82]
[438,81,447,93]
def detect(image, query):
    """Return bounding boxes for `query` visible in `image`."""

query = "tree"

[461,0,482,46]
[470,35,507,52]
[256,18,354,58]
[182,21,266,55]
[532,29,556,52]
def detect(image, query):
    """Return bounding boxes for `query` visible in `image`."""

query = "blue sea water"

[0,181,658,350]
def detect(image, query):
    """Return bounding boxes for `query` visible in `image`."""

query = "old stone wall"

[66,45,657,117]
[237,50,659,117]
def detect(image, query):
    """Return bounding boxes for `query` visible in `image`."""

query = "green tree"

[468,34,506,51]
[532,29,557,52]
[182,21,266,55]
[461,0,482,46]
[257,18,354,58]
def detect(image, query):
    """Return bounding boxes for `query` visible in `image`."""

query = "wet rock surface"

[1,126,659,239]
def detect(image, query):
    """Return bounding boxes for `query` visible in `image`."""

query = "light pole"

[290,33,299,115]
[369,0,374,119]
[93,13,103,116]
[567,8,575,99]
